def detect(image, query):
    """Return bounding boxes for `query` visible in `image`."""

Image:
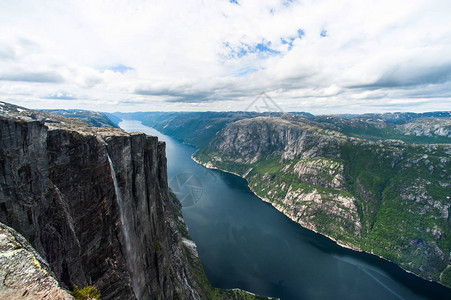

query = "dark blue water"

[120,120,451,300]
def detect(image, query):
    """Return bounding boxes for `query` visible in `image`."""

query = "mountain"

[138,111,451,288]
[43,109,119,129]
[315,112,451,143]
[0,102,271,299]
[116,111,451,147]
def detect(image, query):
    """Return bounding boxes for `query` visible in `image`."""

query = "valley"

[119,111,451,290]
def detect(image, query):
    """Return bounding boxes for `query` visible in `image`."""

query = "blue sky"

[0,0,450,114]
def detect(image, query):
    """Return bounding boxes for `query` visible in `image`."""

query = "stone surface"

[0,222,73,300]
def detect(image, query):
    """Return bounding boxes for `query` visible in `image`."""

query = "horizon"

[3,100,449,117]
[1,1,450,114]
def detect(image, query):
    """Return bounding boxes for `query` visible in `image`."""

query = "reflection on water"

[120,120,451,300]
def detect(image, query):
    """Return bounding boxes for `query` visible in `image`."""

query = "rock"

[211,116,345,162]
[0,222,73,300]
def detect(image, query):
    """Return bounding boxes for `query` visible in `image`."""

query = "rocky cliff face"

[0,102,202,299]
[396,118,451,138]
[208,116,346,162]
[195,115,451,287]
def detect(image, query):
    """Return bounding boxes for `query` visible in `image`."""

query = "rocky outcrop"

[210,117,345,162]
[0,222,73,299]
[396,118,451,138]
[0,102,202,299]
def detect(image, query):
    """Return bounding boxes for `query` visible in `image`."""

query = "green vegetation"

[441,267,451,287]
[72,285,101,300]
[43,109,119,129]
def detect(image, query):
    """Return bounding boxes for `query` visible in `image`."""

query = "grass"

[72,285,101,300]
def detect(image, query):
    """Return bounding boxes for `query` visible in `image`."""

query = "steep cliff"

[0,101,203,299]
[194,116,451,288]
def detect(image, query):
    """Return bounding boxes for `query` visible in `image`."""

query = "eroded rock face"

[397,118,451,138]
[0,102,201,299]
[0,222,73,300]
[212,117,345,162]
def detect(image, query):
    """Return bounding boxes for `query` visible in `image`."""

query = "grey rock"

[0,222,73,300]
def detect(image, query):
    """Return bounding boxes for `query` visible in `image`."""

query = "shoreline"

[191,152,447,289]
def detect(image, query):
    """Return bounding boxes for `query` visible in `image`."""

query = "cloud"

[349,63,451,89]
[281,29,305,50]
[43,91,78,100]
[0,71,63,83]
[0,45,15,60]
[0,0,450,114]
[135,88,213,103]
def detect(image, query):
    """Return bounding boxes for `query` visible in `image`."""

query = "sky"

[0,0,450,114]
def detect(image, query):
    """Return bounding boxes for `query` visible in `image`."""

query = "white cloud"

[0,0,450,114]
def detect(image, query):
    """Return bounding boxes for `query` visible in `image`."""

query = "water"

[119,120,451,300]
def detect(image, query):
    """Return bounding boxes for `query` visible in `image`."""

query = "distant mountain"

[43,109,119,129]
[314,113,451,144]
[113,111,268,147]
[338,111,451,122]
[119,111,451,146]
